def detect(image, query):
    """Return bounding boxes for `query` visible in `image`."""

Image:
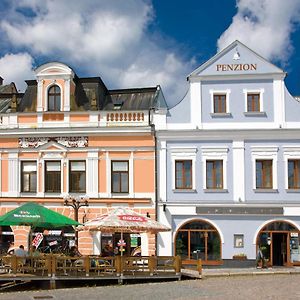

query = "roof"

[103,86,167,111]
[0,62,167,113]
[0,82,22,113]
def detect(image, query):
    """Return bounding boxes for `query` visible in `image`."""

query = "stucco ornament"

[19,137,88,148]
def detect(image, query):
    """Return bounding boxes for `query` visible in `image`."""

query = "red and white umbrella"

[78,207,170,256]
[78,207,170,234]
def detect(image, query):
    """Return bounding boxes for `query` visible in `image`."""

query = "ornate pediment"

[19,137,88,149]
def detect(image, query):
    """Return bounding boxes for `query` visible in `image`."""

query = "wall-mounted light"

[146,212,150,218]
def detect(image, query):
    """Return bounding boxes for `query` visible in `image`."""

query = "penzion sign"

[216,64,257,72]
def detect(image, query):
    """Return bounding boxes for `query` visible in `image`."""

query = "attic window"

[113,103,123,110]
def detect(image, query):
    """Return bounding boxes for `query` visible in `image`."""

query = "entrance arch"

[175,219,222,264]
[256,220,300,266]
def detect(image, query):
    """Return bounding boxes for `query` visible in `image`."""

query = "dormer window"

[48,85,61,111]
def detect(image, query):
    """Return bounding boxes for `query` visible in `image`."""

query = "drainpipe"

[149,107,158,256]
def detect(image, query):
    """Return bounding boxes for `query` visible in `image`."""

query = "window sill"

[204,189,228,193]
[20,192,37,197]
[44,193,62,197]
[253,189,278,193]
[210,113,232,118]
[173,189,197,193]
[111,193,130,197]
[286,189,300,193]
[243,112,266,117]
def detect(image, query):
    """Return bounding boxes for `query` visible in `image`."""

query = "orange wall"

[0,139,18,148]
[1,154,8,192]
[19,153,39,159]
[89,136,154,147]
[99,154,106,193]
[134,159,155,193]
[18,115,37,124]
[70,114,89,122]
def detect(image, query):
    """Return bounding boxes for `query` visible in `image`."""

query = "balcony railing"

[0,110,150,129]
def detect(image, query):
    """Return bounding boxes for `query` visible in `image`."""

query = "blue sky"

[0,0,300,106]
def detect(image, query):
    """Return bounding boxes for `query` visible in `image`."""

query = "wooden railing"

[0,255,181,278]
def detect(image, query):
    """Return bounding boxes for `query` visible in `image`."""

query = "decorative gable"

[189,40,285,79]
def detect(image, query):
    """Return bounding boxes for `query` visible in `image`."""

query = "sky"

[0,0,300,107]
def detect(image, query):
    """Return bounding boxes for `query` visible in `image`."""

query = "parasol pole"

[120,231,123,257]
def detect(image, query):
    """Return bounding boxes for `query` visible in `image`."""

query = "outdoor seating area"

[0,203,182,287]
[0,254,182,287]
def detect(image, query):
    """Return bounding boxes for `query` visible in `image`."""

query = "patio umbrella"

[77,207,170,256]
[0,202,80,248]
[0,202,80,228]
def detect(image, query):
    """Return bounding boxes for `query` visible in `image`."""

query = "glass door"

[190,231,205,260]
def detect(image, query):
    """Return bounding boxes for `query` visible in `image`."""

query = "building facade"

[0,62,167,255]
[157,41,300,267]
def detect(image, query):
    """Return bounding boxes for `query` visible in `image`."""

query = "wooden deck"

[0,255,182,288]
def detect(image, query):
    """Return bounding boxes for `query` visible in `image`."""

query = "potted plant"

[232,253,247,260]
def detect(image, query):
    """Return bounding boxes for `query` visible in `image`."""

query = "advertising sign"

[32,232,43,248]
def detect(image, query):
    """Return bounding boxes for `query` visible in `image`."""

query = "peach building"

[0,62,167,255]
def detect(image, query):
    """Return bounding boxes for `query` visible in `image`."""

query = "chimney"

[11,93,17,113]
[0,77,3,85]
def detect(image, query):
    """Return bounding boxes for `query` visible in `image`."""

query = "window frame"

[256,159,273,189]
[251,146,278,191]
[69,160,86,193]
[209,89,230,115]
[45,160,61,193]
[206,160,223,189]
[170,147,197,191]
[202,147,228,191]
[243,88,264,113]
[213,94,227,113]
[111,160,129,194]
[283,147,300,190]
[21,161,37,193]
[47,84,61,112]
[175,160,193,190]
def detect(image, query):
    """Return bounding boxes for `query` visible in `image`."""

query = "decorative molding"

[19,137,88,148]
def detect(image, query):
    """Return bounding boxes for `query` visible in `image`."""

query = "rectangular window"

[234,234,244,248]
[206,160,223,189]
[69,161,86,193]
[256,160,272,189]
[175,160,192,189]
[112,161,129,193]
[45,161,61,193]
[213,94,226,113]
[247,93,260,112]
[288,159,300,189]
[21,161,37,193]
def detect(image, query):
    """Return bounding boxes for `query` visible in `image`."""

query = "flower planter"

[232,255,247,260]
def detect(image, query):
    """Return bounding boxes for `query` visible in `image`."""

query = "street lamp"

[63,194,89,247]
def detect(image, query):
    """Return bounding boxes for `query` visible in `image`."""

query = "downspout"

[149,109,158,256]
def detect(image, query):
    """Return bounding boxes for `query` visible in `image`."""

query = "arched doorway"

[256,220,300,267]
[175,219,221,264]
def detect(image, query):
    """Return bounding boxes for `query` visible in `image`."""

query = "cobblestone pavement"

[1,274,300,300]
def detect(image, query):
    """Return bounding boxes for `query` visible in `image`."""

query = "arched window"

[48,85,61,111]
[175,219,221,263]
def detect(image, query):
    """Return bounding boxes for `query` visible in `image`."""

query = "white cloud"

[0,53,35,91]
[0,0,192,105]
[217,0,300,63]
